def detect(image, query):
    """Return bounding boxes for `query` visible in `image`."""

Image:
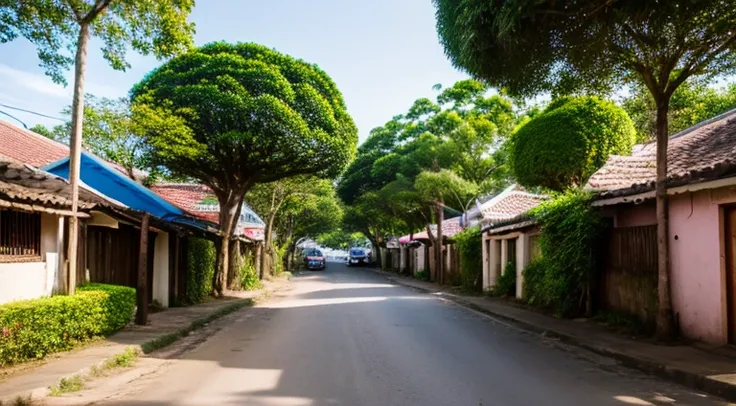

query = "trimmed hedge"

[0,284,136,367]
[185,237,216,305]
[78,284,136,334]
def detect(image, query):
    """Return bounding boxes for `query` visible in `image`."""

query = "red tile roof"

[0,120,146,180]
[0,121,68,167]
[480,189,546,223]
[400,216,463,242]
[150,183,219,223]
[586,109,736,198]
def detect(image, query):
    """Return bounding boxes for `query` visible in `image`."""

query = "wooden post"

[136,213,150,325]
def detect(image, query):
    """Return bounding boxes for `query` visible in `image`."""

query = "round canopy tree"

[131,42,358,295]
[511,96,635,191]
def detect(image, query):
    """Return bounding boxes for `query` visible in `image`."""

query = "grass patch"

[49,375,84,396]
[90,347,140,377]
[0,396,34,406]
[141,299,254,354]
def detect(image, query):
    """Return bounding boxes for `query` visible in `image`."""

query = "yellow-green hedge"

[0,284,136,367]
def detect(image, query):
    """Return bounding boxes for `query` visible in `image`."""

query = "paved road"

[97,264,729,406]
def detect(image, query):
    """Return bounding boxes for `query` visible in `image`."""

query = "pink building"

[586,109,736,345]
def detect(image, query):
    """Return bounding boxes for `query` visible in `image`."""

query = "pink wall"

[612,191,725,344]
[667,190,724,344]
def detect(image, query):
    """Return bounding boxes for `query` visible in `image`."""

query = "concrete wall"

[152,232,169,308]
[0,213,61,304]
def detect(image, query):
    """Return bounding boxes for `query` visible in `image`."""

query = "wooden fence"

[598,225,658,325]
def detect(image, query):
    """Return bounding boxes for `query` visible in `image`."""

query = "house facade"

[0,161,138,304]
[586,108,736,345]
[480,185,546,296]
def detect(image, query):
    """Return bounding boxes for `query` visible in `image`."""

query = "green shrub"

[529,189,604,315]
[454,226,483,292]
[0,283,136,367]
[78,284,135,334]
[238,255,262,291]
[512,96,636,191]
[522,258,551,307]
[186,237,216,304]
[415,269,430,281]
[492,261,516,297]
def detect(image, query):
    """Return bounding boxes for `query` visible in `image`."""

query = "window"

[0,210,42,262]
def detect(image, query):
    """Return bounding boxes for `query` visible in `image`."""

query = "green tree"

[247,176,342,277]
[512,96,636,191]
[415,169,478,283]
[29,124,60,140]
[434,0,736,338]
[0,0,195,294]
[623,81,736,142]
[132,42,358,295]
[317,229,364,249]
[50,95,157,182]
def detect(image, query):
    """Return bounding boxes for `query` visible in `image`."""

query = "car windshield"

[350,248,364,255]
[306,249,322,257]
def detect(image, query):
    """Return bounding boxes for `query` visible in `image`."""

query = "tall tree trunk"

[135,213,150,325]
[214,192,243,297]
[436,200,444,284]
[260,208,276,279]
[655,99,675,339]
[66,23,90,295]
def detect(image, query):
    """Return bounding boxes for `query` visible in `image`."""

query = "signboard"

[243,228,265,241]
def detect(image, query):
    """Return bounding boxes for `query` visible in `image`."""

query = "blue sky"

[0,0,468,143]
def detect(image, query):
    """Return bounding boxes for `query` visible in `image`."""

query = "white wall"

[152,231,169,308]
[0,213,61,304]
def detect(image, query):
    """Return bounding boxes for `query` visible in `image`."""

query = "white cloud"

[0,64,70,98]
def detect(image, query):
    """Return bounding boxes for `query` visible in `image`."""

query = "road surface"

[95,264,729,406]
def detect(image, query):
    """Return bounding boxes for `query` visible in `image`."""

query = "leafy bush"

[529,189,603,315]
[492,261,516,297]
[0,283,136,367]
[238,255,262,291]
[78,284,136,334]
[185,237,216,304]
[512,96,636,191]
[454,226,483,292]
[415,269,430,281]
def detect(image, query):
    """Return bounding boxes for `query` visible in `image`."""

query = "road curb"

[374,269,736,403]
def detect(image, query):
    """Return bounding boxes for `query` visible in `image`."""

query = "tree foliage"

[339,80,524,246]
[0,0,195,85]
[622,81,736,142]
[512,96,636,191]
[132,42,357,294]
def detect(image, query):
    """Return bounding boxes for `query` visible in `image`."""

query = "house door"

[726,208,736,344]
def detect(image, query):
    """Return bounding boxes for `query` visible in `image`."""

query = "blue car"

[348,248,370,266]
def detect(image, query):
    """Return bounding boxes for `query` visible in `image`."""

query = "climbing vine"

[528,189,604,315]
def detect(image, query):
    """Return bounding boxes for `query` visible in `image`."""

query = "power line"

[0,102,65,121]
[0,109,28,128]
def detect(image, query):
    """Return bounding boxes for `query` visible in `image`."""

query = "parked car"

[348,247,370,266]
[303,248,326,270]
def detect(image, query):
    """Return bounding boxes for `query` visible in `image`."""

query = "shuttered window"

[0,210,42,262]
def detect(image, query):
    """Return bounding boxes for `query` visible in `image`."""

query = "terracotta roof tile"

[150,183,217,223]
[586,109,736,197]
[0,121,68,167]
[0,120,146,181]
[481,191,546,223]
[405,216,463,241]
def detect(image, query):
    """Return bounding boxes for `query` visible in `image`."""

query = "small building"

[480,185,547,296]
[0,161,138,304]
[586,108,736,345]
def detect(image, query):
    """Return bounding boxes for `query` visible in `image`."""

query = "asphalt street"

[93,263,730,406]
